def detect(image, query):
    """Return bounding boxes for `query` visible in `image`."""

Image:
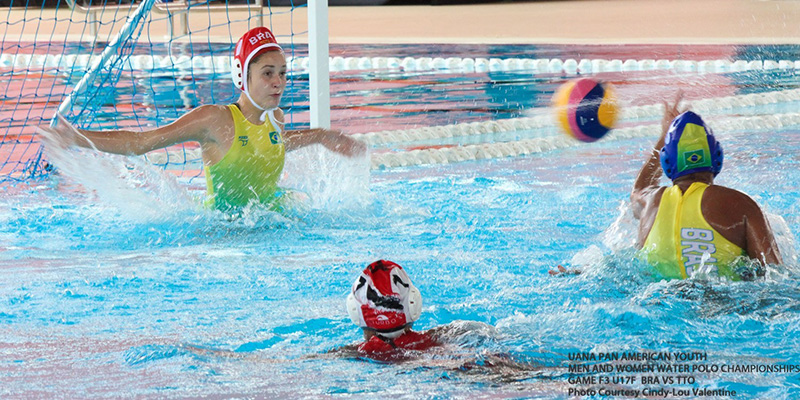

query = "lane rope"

[352,88,800,146]
[3,53,800,74]
[142,88,800,170]
[369,111,800,169]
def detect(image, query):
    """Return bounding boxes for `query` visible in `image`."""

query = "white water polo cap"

[346,260,423,339]
[231,27,284,121]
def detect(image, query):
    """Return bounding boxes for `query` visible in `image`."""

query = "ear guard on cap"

[230,57,244,92]
[407,285,422,322]
[346,291,362,326]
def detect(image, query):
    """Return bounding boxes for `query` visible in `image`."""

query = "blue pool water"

[2,44,800,398]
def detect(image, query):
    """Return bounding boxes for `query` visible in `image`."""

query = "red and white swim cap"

[231,27,284,121]
[346,260,423,339]
[231,26,283,91]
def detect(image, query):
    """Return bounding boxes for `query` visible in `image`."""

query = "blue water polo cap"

[660,111,723,181]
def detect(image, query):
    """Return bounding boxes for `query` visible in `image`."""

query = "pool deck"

[3,0,800,44]
[325,0,800,44]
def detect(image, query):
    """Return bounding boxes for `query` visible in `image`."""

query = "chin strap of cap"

[243,90,276,123]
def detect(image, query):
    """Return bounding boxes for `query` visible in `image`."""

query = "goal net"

[0,0,307,183]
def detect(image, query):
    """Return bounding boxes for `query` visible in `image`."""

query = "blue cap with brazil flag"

[660,111,723,181]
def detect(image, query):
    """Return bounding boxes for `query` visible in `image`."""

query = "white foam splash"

[601,200,639,253]
[38,129,196,222]
[281,144,371,211]
[569,244,606,268]
[767,212,799,270]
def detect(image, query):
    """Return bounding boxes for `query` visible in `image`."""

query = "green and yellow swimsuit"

[204,105,285,212]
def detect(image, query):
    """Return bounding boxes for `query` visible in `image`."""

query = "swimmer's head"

[231,27,284,119]
[660,111,723,181]
[346,260,422,339]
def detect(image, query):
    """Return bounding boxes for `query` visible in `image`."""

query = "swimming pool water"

[1,44,800,398]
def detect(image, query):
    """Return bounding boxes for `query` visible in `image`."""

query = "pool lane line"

[3,53,800,75]
[140,103,800,170]
[369,109,800,169]
[353,88,800,146]
[79,88,800,170]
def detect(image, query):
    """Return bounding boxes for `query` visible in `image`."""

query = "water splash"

[282,144,371,211]
[769,212,799,269]
[40,138,197,222]
[600,200,639,254]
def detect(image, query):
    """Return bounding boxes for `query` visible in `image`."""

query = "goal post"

[308,0,330,129]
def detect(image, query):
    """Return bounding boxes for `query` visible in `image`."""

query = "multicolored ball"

[552,78,619,142]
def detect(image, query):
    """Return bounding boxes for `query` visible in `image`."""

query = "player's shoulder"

[631,184,668,208]
[640,185,668,211]
[650,185,669,200]
[177,104,231,124]
[705,184,760,211]
[195,104,231,117]
[705,184,752,200]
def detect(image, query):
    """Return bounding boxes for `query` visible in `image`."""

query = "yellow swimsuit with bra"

[642,182,747,281]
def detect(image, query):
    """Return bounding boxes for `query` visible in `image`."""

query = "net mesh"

[0,0,304,183]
